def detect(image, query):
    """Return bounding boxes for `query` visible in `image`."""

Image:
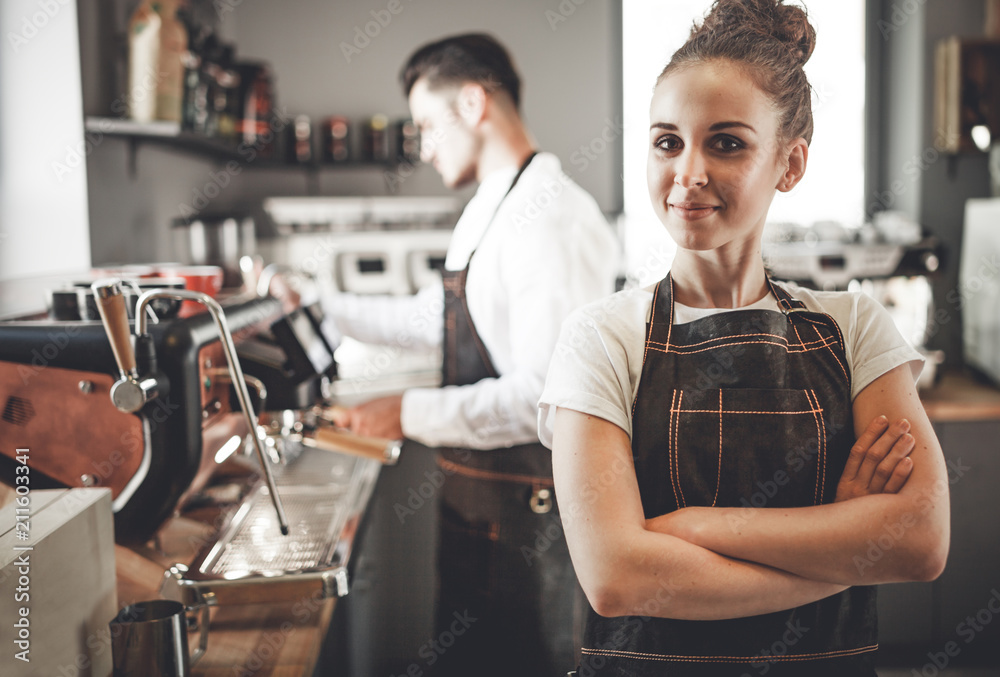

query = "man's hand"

[834,415,914,502]
[267,272,302,314]
[330,394,404,440]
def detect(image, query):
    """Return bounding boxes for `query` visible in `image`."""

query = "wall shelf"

[83,117,412,179]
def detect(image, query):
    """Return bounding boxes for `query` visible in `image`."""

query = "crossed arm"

[552,364,951,620]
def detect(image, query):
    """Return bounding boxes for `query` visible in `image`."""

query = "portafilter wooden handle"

[307,426,401,465]
[92,279,137,377]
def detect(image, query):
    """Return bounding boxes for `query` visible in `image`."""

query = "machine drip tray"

[205,488,349,576]
[161,445,381,607]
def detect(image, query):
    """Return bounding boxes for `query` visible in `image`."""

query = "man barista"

[328,33,618,675]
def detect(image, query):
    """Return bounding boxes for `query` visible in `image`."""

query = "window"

[620,0,866,285]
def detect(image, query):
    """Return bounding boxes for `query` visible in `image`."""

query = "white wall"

[0,0,91,281]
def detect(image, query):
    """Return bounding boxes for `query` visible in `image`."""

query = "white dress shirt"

[322,152,619,449]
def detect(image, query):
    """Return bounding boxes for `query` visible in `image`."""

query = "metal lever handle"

[135,289,290,537]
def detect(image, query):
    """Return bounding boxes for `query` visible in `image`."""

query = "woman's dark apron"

[579,274,878,677]
[429,152,581,677]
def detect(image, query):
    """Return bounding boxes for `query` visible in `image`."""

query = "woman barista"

[539,1,950,675]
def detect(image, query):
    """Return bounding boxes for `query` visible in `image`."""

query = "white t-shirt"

[537,281,924,448]
[322,152,619,449]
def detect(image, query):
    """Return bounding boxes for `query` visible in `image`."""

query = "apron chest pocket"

[668,388,830,509]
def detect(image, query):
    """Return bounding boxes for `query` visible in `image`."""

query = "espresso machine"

[0,276,399,608]
[762,219,947,388]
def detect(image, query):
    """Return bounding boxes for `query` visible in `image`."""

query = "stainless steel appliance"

[108,599,209,677]
[261,196,458,296]
[1,488,116,677]
[0,275,399,612]
[763,222,946,387]
[172,214,256,288]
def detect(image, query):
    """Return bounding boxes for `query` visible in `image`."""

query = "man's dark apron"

[579,273,878,677]
[429,152,581,677]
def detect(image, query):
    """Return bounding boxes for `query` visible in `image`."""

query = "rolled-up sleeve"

[320,280,444,351]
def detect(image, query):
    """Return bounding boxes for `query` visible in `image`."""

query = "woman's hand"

[834,415,915,502]
[641,366,950,586]
[267,272,302,314]
[553,408,850,620]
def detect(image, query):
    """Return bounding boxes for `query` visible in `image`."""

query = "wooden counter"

[919,369,1000,422]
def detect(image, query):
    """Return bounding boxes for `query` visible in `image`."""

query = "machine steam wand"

[92,280,290,536]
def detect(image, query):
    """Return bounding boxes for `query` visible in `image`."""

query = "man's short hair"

[400,33,522,110]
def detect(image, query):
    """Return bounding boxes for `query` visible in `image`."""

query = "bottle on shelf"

[154,0,187,122]
[396,119,420,164]
[363,114,390,162]
[322,116,351,163]
[126,1,161,123]
[178,8,212,135]
[288,115,314,165]
[233,61,276,157]
[210,43,240,144]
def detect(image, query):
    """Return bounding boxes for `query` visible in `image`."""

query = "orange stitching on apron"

[674,390,688,508]
[670,395,823,507]
[580,643,879,663]
[671,408,822,415]
[436,456,554,487]
[817,390,828,504]
[646,331,833,350]
[764,297,848,372]
[791,312,850,386]
[788,311,808,350]
[815,317,850,385]
[800,388,824,505]
[668,389,682,510]
[711,389,723,507]
[807,388,829,504]
[800,312,848,349]
[645,337,839,356]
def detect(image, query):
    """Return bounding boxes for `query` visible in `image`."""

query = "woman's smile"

[669,201,721,220]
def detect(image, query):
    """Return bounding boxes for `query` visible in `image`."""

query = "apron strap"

[465,150,538,264]
[441,151,539,384]
[766,275,808,312]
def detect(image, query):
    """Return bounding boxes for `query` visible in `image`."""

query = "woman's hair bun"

[661,0,818,143]
[697,0,816,69]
